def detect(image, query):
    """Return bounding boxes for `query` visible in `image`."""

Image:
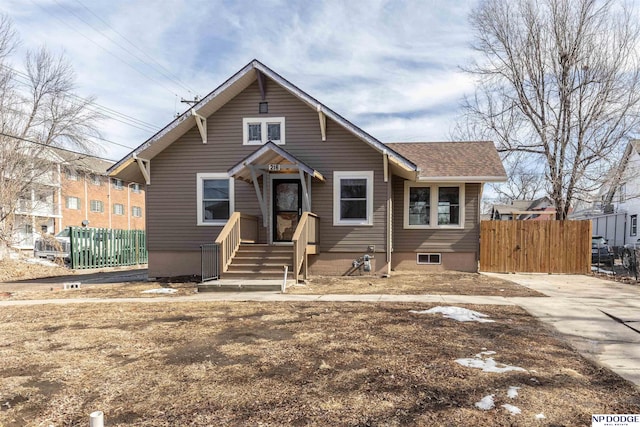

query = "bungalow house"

[108,60,506,280]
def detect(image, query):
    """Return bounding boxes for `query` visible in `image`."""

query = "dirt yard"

[1,301,638,426]
[291,270,545,297]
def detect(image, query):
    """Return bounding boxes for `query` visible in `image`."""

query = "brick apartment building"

[13,150,146,250]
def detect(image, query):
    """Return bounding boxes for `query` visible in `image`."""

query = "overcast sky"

[2,0,480,161]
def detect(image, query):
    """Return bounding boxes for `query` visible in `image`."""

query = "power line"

[73,0,197,96]
[0,131,119,162]
[29,0,185,99]
[2,64,160,133]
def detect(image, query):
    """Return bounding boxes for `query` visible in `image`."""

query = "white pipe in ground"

[89,411,104,427]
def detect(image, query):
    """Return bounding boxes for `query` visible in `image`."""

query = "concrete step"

[197,280,283,292]
[220,271,293,280]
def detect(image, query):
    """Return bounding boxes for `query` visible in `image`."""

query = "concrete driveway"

[484,273,640,386]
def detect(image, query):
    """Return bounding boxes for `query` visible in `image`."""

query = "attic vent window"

[242,117,285,145]
[259,102,268,113]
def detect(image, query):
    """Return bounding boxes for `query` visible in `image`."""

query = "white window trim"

[333,171,374,226]
[242,117,285,145]
[132,206,142,217]
[417,253,442,265]
[403,181,465,229]
[196,172,234,226]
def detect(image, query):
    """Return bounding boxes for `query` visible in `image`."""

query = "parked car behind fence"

[592,235,614,267]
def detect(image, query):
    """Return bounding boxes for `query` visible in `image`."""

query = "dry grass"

[0,301,638,426]
[291,270,545,297]
[0,259,69,282]
[1,282,195,300]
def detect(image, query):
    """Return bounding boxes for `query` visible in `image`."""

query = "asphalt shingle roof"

[385,141,506,180]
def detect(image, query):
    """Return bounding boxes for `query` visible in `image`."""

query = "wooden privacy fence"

[480,220,591,274]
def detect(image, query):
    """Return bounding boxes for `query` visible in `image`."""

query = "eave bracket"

[191,109,207,144]
[317,105,326,141]
[133,153,151,185]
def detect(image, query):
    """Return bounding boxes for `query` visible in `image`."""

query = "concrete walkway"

[2,273,640,387]
[485,273,640,387]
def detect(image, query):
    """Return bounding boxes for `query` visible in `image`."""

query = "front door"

[273,179,302,242]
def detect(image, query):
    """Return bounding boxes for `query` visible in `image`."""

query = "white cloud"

[2,0,481,160]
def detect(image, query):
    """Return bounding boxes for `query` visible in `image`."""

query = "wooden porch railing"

[214,212,259,273]
[292,212,319,282]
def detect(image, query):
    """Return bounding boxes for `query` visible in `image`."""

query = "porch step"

[222,243,294,280]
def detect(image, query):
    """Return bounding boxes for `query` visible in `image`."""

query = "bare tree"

[487,152,547,204]
[0,14,101,258]
[460,0,640,219]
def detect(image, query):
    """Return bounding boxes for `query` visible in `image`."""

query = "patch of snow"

[141,288,177,294]
[456,356,526,373]
[25,258,59,268]
[535,413,546,419]
[502,404,521,415]
[475,394,495,410]
[507,386,520,398]
[410,306,495,323]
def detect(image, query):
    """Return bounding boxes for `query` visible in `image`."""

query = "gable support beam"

[317,105,326,141]
[133,153,151,185]
[191,109,207,144]
[249,165,268,227]
[256,70,266,100]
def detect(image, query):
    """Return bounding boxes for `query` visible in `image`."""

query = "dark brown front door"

[273,179,302,242]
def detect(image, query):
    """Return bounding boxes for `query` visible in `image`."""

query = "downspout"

[108,178,112,229]
[57,164,62,233]
[383,151,392,276]
[386,176,392,276]
[84,174,88,222]
[127,182,134,230]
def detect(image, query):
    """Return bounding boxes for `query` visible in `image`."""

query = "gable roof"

[603,139,640,205]
[108,59,418,182]
[228,141,325,182]
[51,148,114,174]
[385,141,506,182]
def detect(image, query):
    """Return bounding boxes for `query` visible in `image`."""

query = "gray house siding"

[391,177,480,253]
[147,78,387,254]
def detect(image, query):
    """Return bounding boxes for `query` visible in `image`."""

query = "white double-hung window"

[404,182,465,228]
[242,117,285,145]
[333,171,374,226]
[197,173,234,226]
